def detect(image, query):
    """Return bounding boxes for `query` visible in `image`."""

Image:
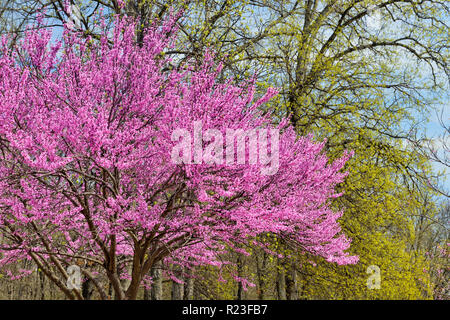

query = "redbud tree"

[0,14,357,300]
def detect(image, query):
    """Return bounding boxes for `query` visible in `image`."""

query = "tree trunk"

[38,269,45,300]
[236,254,244,300]
[183,268,194,300]
[171,265,184,300]
[145,261,163,300]
[256,252,269,300]
[276,262,287,300]
[193,279,201,300]
[285,268,298,300]
[82,277,94,300]
[108,282,112,300]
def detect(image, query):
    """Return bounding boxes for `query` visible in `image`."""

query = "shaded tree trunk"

[38,270,45,300]
[82,277,94,300]
[276,261,287,300]
[183,268,194,300]
[256,252,269,300]
[285,268,298,300]
[145,261,163,300]
[236,254,244,300]
[108,282,112,300]
[193,279,202,300]
[171,265,184,300]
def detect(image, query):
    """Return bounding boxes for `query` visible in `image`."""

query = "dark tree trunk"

[276,261,287,300]
[256,252,269,300]
[82,277,94,300]
[39,270,45,300]
[236,254,245,300]
[285,268,298,300]
[183,268,194,300]
[171,265,184,300]
[193,279,202,299]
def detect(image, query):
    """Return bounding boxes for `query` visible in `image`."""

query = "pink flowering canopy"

[0,14,357,299]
